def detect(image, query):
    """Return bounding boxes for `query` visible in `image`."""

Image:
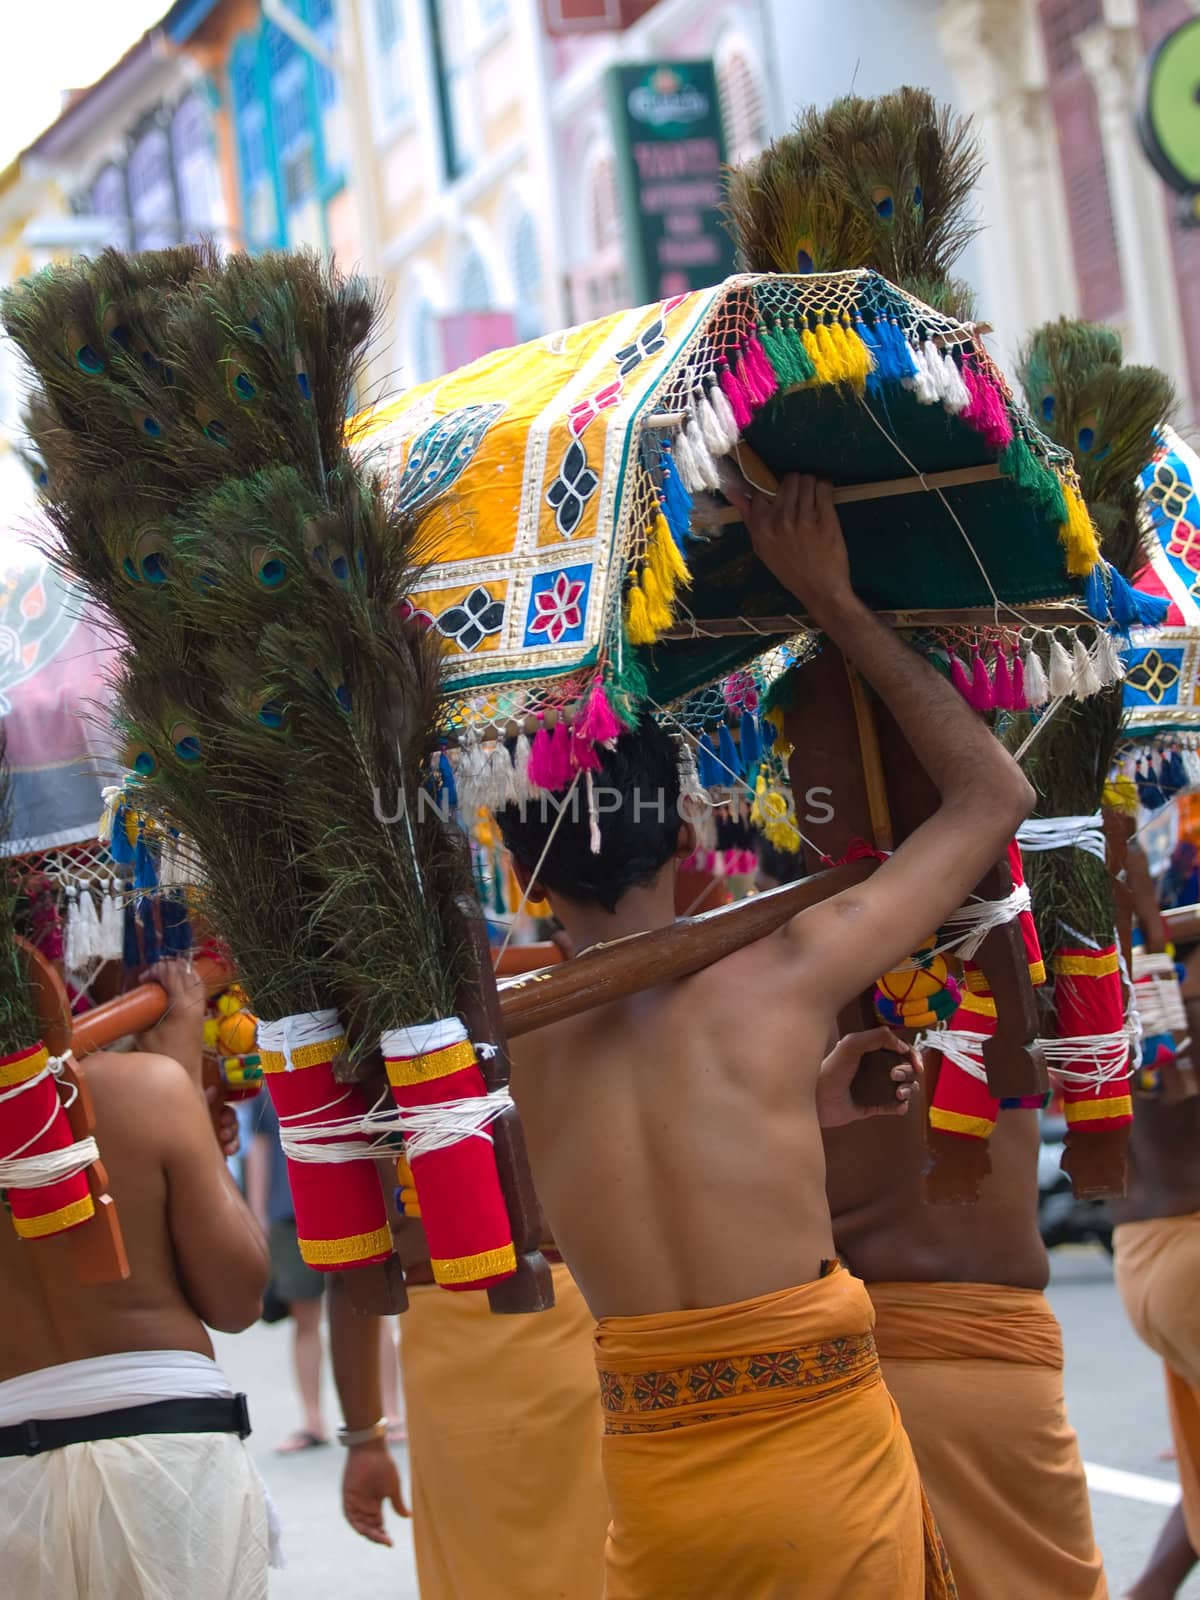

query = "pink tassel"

[550,716,573,783]
[719,364,752,431]
[992,647,1014,710]
[1010,652,1026,710]
[961,360,1014,452]
[742,334,779,405]
[529,718,573,791]
[949,654,973,702]
[577,680,624,747]
[970,651,994,711]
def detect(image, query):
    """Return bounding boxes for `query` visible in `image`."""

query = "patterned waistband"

[597,1329,879,1435]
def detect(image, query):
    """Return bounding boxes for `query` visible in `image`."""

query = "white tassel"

[672,425,707,493]
[511,731,534,804]
[906,342,939,405]
[1048,636,1075,699]
[100,879,124,961]
[481,742,517,812]
[684,417,721,491]
[455,735,488,822]
[923,340,951,401]
[676,736,716,851]
[98,786,121,846]
[587,770,602,855]
[1071,637,1101,699]
[707,380,739,446]
[696,390,735,456]
[76,885,100,967]
[939,350,971,414]
[1023,647,1049,708]
[1095,629,1125,687]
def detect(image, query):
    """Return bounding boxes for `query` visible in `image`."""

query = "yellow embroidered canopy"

[357,270,1107,747]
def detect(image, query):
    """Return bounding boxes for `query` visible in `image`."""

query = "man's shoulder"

[83,1050,197,1127]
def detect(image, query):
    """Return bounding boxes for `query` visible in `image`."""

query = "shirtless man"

[494,474,1032,1598]
[1113,846,1200,1599]
[0,960,273,1600]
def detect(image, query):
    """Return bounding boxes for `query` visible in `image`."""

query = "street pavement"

[212,1244,1199,1598]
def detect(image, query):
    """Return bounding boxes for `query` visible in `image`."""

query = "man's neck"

[560,880,677,958]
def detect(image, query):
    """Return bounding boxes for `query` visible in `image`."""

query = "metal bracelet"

[336,1417,388,1447]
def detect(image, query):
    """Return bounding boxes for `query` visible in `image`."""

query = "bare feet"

[275,1428,329,1454]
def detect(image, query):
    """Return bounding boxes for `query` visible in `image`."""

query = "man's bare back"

[825,1095,1048,1288]
[0,1048,267,1383]
[512,934,834,1319]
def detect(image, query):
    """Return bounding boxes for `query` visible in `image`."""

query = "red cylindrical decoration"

[383,1018,517,1292]
[258,1012,392,1273]
[929,992,1000,1142]
[1051,947,1132,1133]
[1007,840,1046,987]
[0,1042,94,1240]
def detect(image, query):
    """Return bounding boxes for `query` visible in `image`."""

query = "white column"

[510,0,568,331]
[1078,10,1191,394]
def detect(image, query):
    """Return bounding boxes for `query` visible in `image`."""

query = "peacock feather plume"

[1018,318,1175,575]
[725,87,982,301]
[2,246,470,1053]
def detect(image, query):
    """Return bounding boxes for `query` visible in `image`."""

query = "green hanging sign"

[1138,15,1200,196]
[606,60,738,304]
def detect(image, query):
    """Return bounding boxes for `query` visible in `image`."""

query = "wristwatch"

[337,1417,387,1447]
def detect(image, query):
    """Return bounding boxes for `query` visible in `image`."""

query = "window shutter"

[718,53,768,165]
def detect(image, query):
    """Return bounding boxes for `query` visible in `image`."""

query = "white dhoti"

[0,1350,277,1600]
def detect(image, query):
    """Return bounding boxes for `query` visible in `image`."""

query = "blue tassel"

[109,805,135,868]
[122,898,140,971]
[1110,567,1170,630]
[134,835,158,894]
[740,711,761,772]
[659,440,693,551]
[160,893,192,955]
[762,717,777,749]
[856,317,886,393]
[139,894,160,965]
[870,316,917,385]
[1165,749,1188,792]
[697,732,721,789]
[438,748,457,810]
[718,722,741,781]
[1083,564,1110,622]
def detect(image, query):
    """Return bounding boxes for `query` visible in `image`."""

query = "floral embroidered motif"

[568,380,623,438]
[528,572,586,646]
[614,318,666,377]
[546,441,599,536]
[1126,648,1182,705]
[598,1330,878,1435]
[1167,519,1200,572]
[435,586,505,653]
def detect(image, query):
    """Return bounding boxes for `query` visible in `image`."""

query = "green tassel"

[785,317,816,383]
[760,322,797,388]
[1002,432,1068,525]
[491,850,506,914]
[608,653,648,730]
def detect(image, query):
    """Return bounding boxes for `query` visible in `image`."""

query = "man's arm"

[737,475,1033,1007]
[244,1131,271,1231]
[328,1276,408,1545]
[147,1052,268,1332]
[1126,840,1168,953]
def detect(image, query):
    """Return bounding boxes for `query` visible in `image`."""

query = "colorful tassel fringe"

[1060,484,1102,578]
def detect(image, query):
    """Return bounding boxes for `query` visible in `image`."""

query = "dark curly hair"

[495,715,684,913]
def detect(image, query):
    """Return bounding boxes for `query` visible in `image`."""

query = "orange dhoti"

[870,1281,1106,1600]
[1114,1213,1200,1550]
[400,1261,607,1600]
[595,1265,954,1599]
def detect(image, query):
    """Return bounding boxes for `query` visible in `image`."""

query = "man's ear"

[511,857,548,905]
[675,820,697,860]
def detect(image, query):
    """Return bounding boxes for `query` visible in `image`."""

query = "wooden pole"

[686,461,1005,520]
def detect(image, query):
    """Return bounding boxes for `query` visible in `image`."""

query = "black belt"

[0,1394,251,1458]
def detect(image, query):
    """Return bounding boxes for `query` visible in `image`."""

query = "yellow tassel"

[802,325,833,386]
[1061,484,1101,577]
[640,564,674,633]
[648,513,690,593]
[625,582,657,644]
[816,321,849,384]
[838,314,872,392]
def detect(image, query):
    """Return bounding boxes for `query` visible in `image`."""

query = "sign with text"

[607,60,737,304]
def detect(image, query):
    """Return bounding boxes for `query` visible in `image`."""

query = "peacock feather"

[725,88,982,299]
[1018,319,1174,575]
[3,246,469,1053]
[0,733,38,1054]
